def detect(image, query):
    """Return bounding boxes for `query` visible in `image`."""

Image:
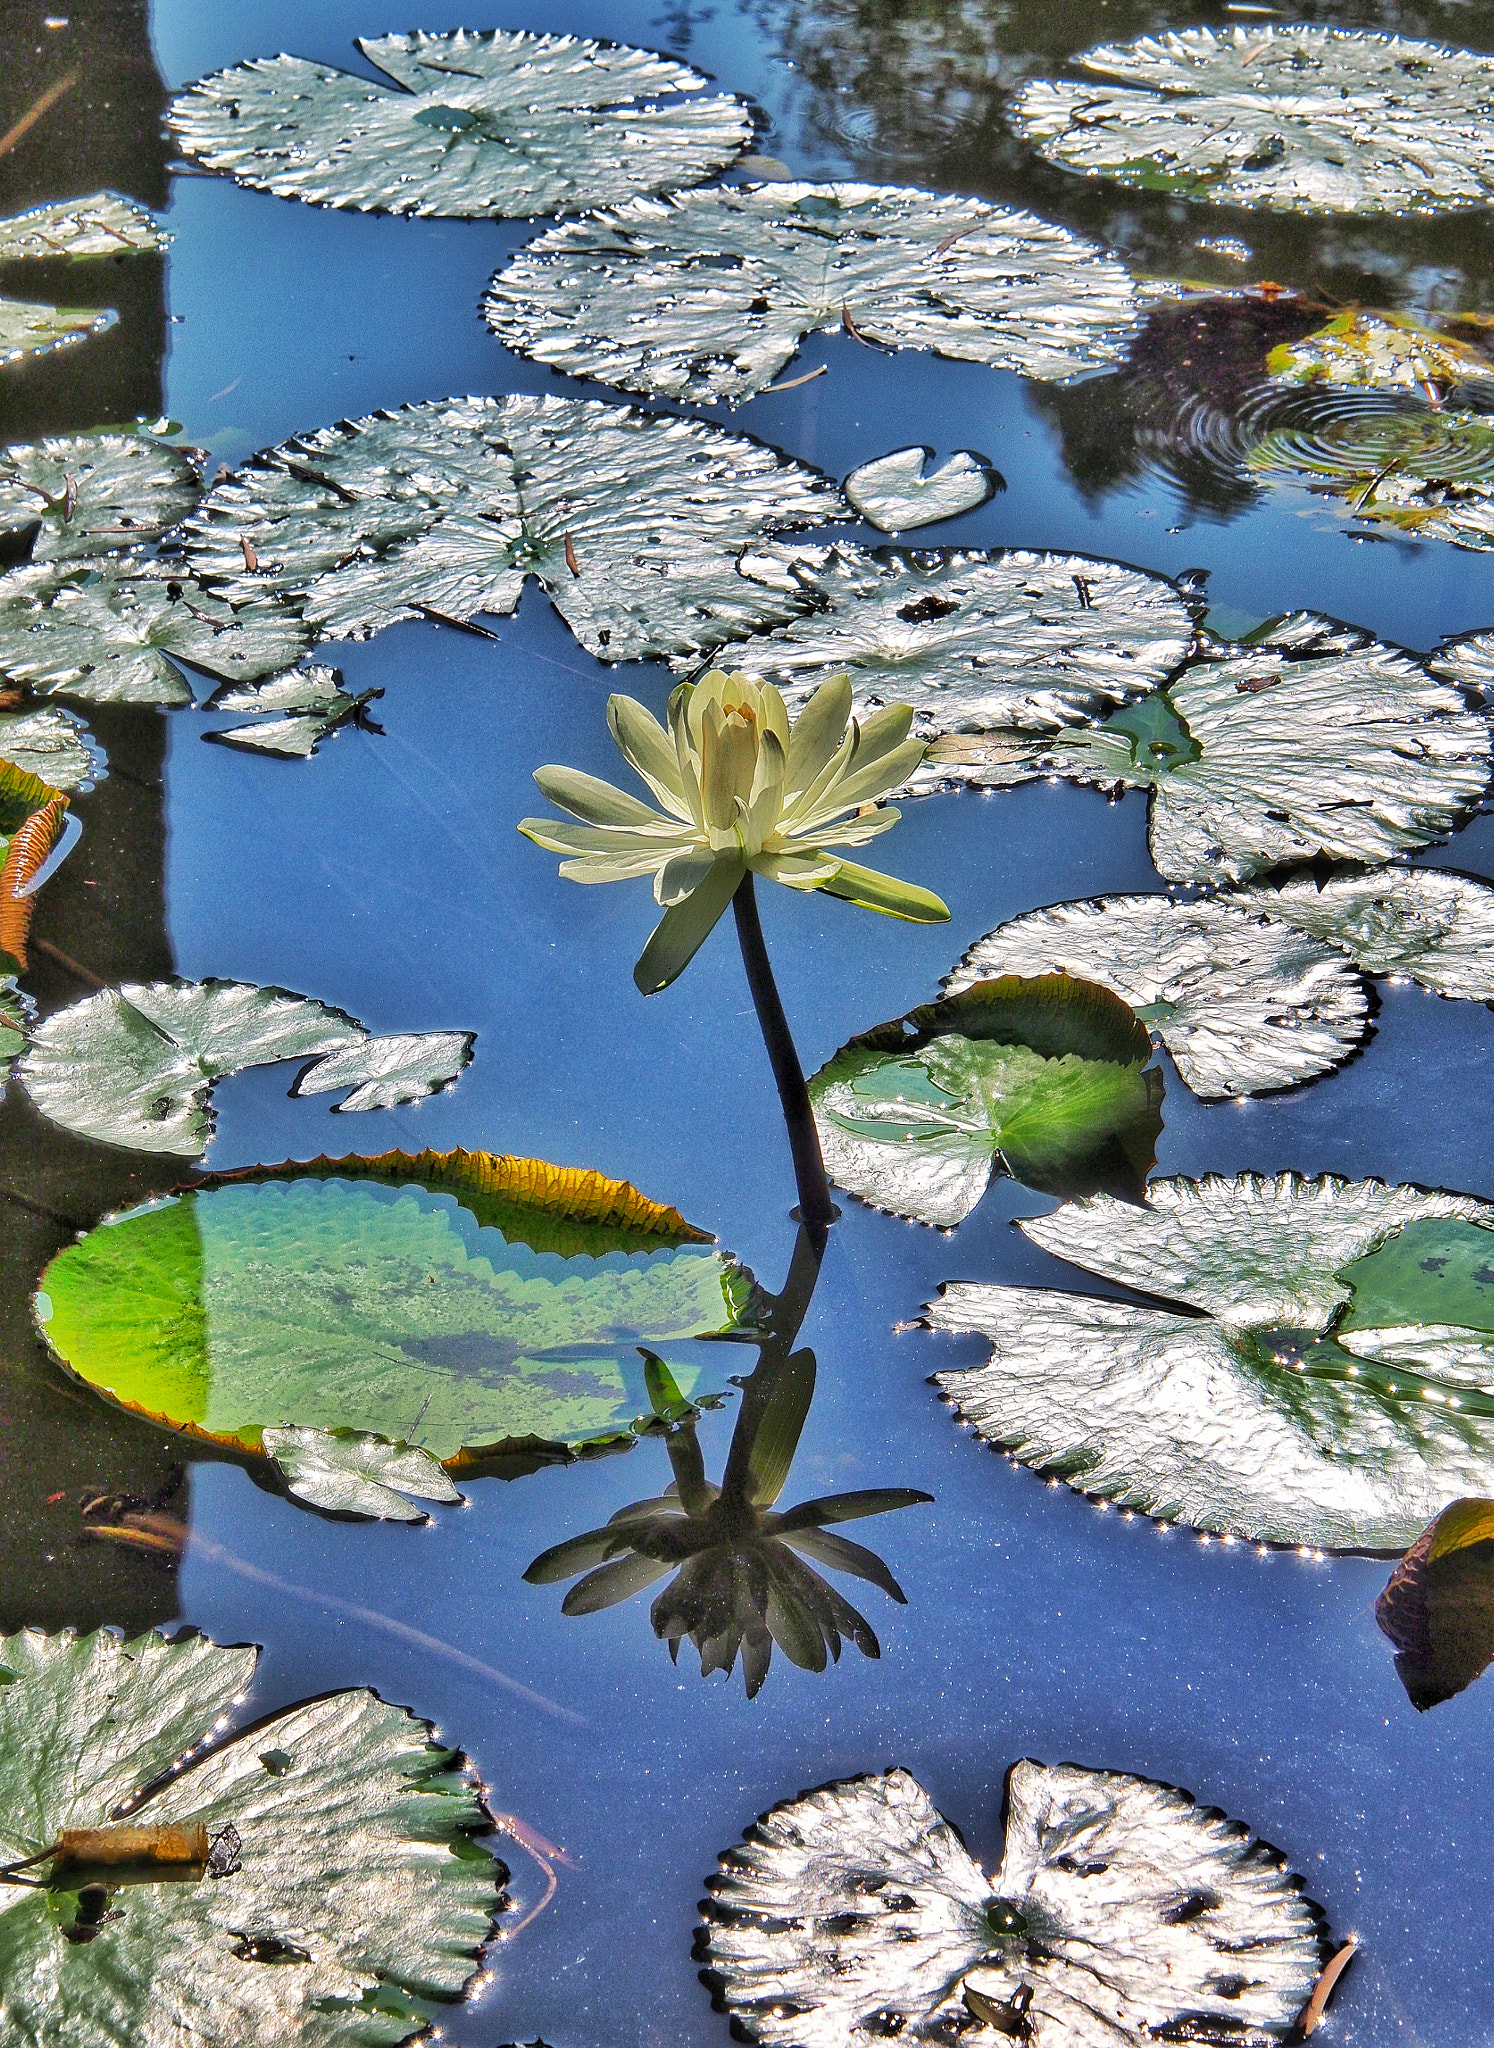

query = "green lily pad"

[1267,310,1494,396]
[1377,1497,1494,1710]
[927,1172,1494,1548]
[810,972,1162,1226]
[0,975,30,1095]
[169,29,750,220]
[0,1627,505,2046]
[485,182,1141,403]
[289,1030,473,1111]
[699,1763,1328,2047]
[1016,26,1494,214]
[0,297,111,368]
[35,1169,748,1463]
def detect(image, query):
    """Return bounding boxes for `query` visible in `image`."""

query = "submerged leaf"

[1244,393,1494,543]
[485,182,1141,402]
[182,396,838,662]
[18,979,365,1155]
[1377,1497,1494,1709]
[843,449,996,532]
[1016,26,1494,214]
[0,565,311,705]
[810,972,1162,1225]
[698,1762,1326,2046]
[35,1175,747,1462]
[928,1172,1494,1548]
[949,891,1370,1099]
[0,704,105,791]
[0,434,201,571]
[198,1147,715,1257]
[170,28,751,220]
[917,618,1490,885]
[264,1425,464,1521]
[291,1030,474,1111]
[205,664,380,758]
[0,1628,504,2044]
[696,544,1194,746]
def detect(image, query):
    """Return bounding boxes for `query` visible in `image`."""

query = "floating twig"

[278,460,358,504]
[489,1813,577,1938]
[239,537,257,573]
[411,603,500,639]
[841,301,891,351]
[752,364,828,398]
[932,218,990,257]
[564,531,581,578]
[32,937,106,988]
[1295,1936,1358,2037]
[0,71,78,161]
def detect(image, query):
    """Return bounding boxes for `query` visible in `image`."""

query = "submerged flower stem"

[732,872,837,1234]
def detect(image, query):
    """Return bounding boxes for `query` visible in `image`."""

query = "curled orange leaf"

[0,792,68,968]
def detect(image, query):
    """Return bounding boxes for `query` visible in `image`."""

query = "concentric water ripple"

[1244,385,1494,491]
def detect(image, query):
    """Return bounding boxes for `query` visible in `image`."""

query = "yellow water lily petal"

[817,858,950,922]
[821,737,928,813]
[785,805,901,851]
[784,673,853,797]
[518,816,694,857]
[634,854,745,993]
[752,848,843,888]
[533,762,672,830]
[607,695,693,821]
[655,847,719,906]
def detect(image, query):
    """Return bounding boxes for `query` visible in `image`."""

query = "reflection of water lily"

[520,670,948,994]
[526,1338,930,1697]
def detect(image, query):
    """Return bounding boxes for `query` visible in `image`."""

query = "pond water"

[4,0,1494,2041]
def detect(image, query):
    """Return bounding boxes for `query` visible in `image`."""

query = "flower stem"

[732,872,837,1234]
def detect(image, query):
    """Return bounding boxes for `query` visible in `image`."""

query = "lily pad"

[169,28,750,220]
[917,618,1490,885]
[18,979,366,1155]
[0,192,167,263]
[291,1030,475,1111]
[0,297,112,367]
[0,566,311,706]
[205,664,382,759]
[35,1172,748,1463]
[0,1627,505,2045]
[1377,1497,1494,1710]
[698,1762,1326,2047]
[844,449,996,532]
[689,544,1194,747]
[484,182,1142,404]
[263,1426,464,1522]
[182,396,839,662]
[1244,393,1494,543]
[947,892,1369,1099]
[1015,26,1494,214]
[1266,310,1494,397]
[0,434,202,572]
[809,972,1163,1226]
[0,704,104,791]
[0,976,32,1093]
[927,1171,1494,1548]
[1234,866,1494,1005]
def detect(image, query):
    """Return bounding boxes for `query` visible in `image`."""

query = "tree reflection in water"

[525,1224,931,1694]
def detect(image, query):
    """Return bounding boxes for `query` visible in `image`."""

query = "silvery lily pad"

[809,972,1163,1225]
[1015,26,1494,214]
[0,297,111,367]
[0,1627,505,2046]
[0,192,167,263]
[698,1762,1326,2047]
[692,544,1194,744]
[0,976,30,1094]
[182,396,838,662]
[169,28,751,220]
[0,434,202,571]
[0,565,311,706]
[914,618,1490,885]
[204,664,381,759]
[264,1425,464,1521]
[948,893,1369,1099]
[1266,310,1494,396]
[844,448,996,532]
[291,1030,475,1111]
[484,182,1142,403]
[1233,866,1494,1004]
[927,1171,1494,1549]
[18,979,366,1155]
[0,705,104,792]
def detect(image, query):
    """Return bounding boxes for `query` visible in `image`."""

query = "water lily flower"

[519,670,950,994]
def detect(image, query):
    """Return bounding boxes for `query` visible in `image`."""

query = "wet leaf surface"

[0,193,166,263]
[1377,1496,1494,1709]
[204,664,381,759]
[947,891,1369,1099]
[290,1030,475,1111]
[810,972,1162,1225]
[0,566,311,706]
[18,979,367,1155]
[182,397,839,662]
[843,448,996,531]
[0,435,201,573]
[1234,865,1494,1004]
[263,1426,464,1522]
[35,1174,748,1463]
[169,28,751,220]
[694,544,1194,743]
[0,704,104,791]
[698,1762,1326,2046]
[485,181,1142,403]
[0,1628,505,2045]
[928,1172,1494,1548]
[1016,26,1494,214]
[0,296,112,368]
[1266,310,1494,397]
